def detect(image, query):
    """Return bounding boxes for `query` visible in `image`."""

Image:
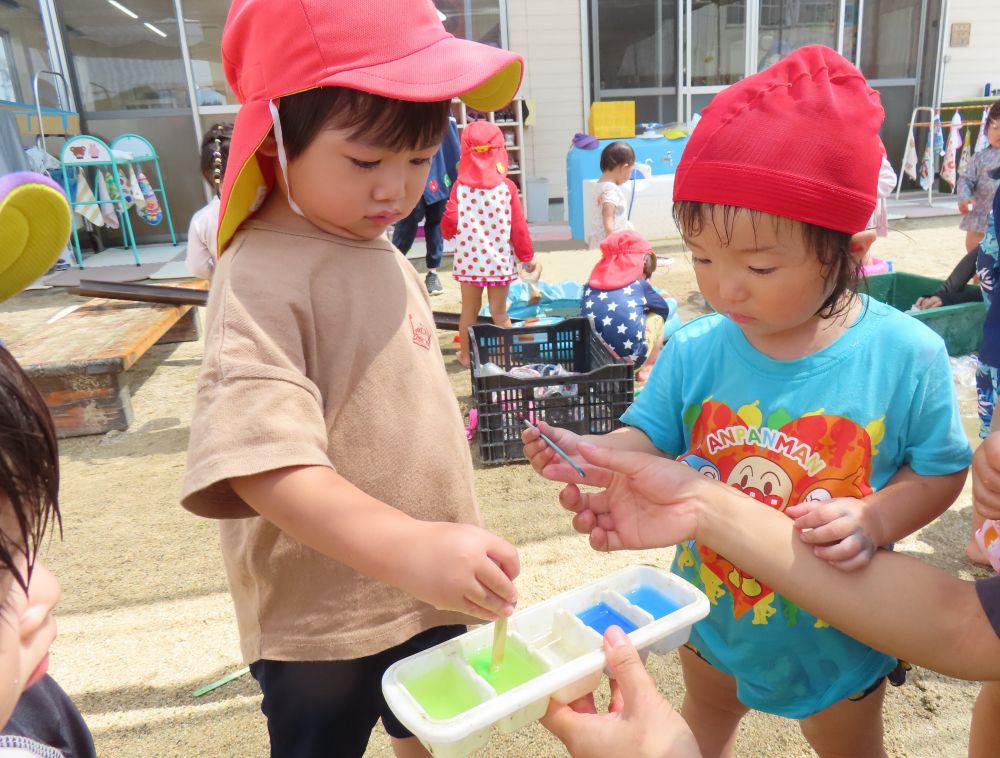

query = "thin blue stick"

[522,420,586,478]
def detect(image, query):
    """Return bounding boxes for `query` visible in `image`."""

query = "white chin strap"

[269,100,306,217]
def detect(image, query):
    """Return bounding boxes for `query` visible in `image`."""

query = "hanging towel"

[94,169,119,229]
[73,168,104,227]
[116,169,134,208]
[135,166,162,225]
[941,112,963,190]
[902,129,918,180]
[127,164,146,212]
[959,129,972,177]
[918,140,934,190]
[976,106,991,153]
[933,113,945,156]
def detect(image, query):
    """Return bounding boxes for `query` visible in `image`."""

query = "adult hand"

[401,522,519,621]
[973,433,1000,520]
[913,295,943,310]
[557,444,707,552]
[784,498,881,571]
[542,626,700,758]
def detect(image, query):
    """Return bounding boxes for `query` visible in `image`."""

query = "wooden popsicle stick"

[490,616,508,672]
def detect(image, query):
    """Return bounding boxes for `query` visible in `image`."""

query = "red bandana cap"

[457,121,509,189]
[590,230,652,289]
[217,0,523,253]
[673,45,884,235]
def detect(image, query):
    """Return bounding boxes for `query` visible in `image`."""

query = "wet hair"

[642,252,657,279]
[672,202,857,319]
[199,123,233,197]
[0,348,61,593]
[277,87,451,160]
[600,141,636,173]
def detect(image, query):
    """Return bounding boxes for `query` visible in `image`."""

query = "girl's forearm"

[693,484,1000,680]
[864,467,967,545]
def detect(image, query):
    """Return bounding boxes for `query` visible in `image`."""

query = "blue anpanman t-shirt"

[622,295,971,718]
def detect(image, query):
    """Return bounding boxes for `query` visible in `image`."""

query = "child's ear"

[257,134,278,159]
[848,229,877,262]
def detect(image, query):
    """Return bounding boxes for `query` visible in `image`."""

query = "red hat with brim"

[673,45,884,235]
[218,0,524,254]
[590,230,652,290]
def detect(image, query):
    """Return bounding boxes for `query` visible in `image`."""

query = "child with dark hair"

[958,100,1000,253]
[184,122,232,279]
[179,2,524,756]
[525,46,970,757]
[588,140,636,249]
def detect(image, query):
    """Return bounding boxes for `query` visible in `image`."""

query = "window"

[692,1,746,86]
[592,0,677,91]
[435,0,505,48]
[0,30,17,102]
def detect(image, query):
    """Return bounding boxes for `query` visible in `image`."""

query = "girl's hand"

[521,421,590,483]
[959,199,973,214]
[541,626,700,758]
[784,498,881,571]
[556,444,704,551]
[973,433,1000,520]
[522,261,537,274]
[400,522,519,621]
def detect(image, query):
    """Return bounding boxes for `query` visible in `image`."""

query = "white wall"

[941,2,1000,101]
[506,0,587,204]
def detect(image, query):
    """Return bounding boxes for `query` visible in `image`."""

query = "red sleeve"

[441,183,460,240]
[506,178,534,262]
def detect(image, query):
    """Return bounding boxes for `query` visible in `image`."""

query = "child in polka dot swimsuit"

[443,121,535,367]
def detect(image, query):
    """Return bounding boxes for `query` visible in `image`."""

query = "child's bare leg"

[487,283,512,329]
[967,230,986,252]
[391,736,432,758]
[678,646,747,757]
[969,681,1000,758]
[458,283,484,368]
[798,678,887,758]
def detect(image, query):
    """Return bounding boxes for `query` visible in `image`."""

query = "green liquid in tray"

[468,642,547,694]
[403,662,487,720]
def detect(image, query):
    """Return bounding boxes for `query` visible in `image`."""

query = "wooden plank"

[9,300,194,375]
[158,307,201,344]
[29,371,132,438]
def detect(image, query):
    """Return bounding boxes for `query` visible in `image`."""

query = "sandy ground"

[1,215,993,757]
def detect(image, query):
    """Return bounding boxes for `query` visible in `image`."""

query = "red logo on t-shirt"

[428,179,439,194]
[409,314,432,350]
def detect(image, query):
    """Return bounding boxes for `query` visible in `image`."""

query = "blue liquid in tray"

[577,603,637,635]
[624,585,682,619]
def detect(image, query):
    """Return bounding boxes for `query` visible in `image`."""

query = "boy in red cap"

[178,2,523,755]
[524,45,971,755]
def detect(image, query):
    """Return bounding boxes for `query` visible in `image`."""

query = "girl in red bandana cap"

[442,121,536,367]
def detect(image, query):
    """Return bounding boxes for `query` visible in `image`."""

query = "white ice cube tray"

[382,564,709,757]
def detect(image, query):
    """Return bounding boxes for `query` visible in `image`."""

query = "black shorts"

[250,624,465,757]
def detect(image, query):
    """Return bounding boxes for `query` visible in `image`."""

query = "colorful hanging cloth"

[918,140,934,190]
[73,168,104,227]
[127,164,146,212]
[933,112,945,156]
[976,106,991,153]
[94,169,119,229]
[959,129,972,177]
[941,112,963,190]
[902,128,918,181]
[116,169,134,209]
[135,166,162,225]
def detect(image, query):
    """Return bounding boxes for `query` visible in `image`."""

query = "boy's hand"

[973,433,1000,520]
[784,498,881,571]
[541,626,699,758]
[401,522,519,621]
[521,421,590,483]
[557,444,703,551]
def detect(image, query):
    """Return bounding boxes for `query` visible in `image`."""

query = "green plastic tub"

[865,272,986,357]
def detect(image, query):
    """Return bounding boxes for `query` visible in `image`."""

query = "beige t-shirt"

[181,217,480,662]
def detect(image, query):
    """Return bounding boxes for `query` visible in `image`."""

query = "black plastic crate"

[470,317,634,464]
